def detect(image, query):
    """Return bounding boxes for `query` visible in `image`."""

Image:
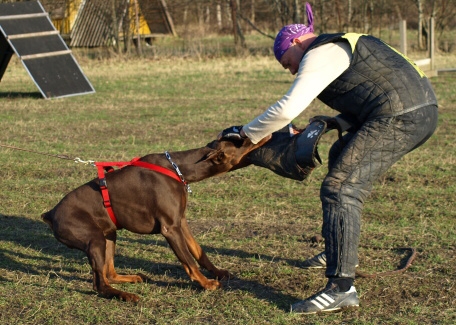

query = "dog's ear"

[204,149,227,164]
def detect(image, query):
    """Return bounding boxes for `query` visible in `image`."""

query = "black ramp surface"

[0,17,54,36]
[23,54,94,98]
[10,35,67,56]
[0,1,43,16]
[0,0,95,98]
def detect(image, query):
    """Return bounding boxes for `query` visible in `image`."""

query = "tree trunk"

[362,0,368,33]
[110,0,120,53]
[226,1,232,29]
[272,0,287,26]
[134,0,142,56]
[347,0,352,32]
[369,0,374,34]
[317,0,326,33]
[293,0,300,23]
[122,0,131,54]
[217,3,222,30]
[230,0,245,48]
[236,0,245,47]
[183,5,188,25]
[205,5,210,25]
[230,0,239,45]
[416,0,425,49]
[197,2,204,30]
[251,0,255,23]
[335,0,342,31]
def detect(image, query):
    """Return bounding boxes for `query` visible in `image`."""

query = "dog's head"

[204,135,271,173]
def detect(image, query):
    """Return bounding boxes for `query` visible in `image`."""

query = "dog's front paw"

[203,279,222,290]
[119,292,140,303]
[100,286,140,303]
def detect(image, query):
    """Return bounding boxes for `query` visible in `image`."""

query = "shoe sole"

[295,304,360,315]
[300,264,359,269]
[300,264,325,269]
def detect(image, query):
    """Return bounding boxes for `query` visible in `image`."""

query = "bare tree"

[434,0,456,42]
[293,0,300,23]
[121,0,132,54]
[52,0,455,52]
[229,0,245,48]
[347,0,353,31]
[415,0,426,49]
[110,0,120,52]
[216,2,223,29]
[360,0,374,33]
[251,0,256,23]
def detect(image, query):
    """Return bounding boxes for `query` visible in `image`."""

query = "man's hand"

[217,125,246,140]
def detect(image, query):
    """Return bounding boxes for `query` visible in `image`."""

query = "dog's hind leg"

[48,209,141,302]
[161,223,222,290]
[85,232,141,303]
[104,234,145,284]
[180,218,231,280]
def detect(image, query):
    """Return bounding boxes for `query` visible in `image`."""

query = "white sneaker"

[300,252,327,269]
[291,284,359,314]
[300,252,359,269]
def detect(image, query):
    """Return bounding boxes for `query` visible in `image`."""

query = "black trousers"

[321,105,438,278]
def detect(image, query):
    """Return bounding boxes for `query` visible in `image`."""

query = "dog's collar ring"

[165,151,192,193]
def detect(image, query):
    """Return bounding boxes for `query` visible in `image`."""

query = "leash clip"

[74,157,95,166]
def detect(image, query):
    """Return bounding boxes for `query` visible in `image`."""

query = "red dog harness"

[95,155,186,228]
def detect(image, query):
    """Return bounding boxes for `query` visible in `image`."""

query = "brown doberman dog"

[42,136,270,302]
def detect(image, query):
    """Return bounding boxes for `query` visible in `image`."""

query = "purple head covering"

[273,2,314,62]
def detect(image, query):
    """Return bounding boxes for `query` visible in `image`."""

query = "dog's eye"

[215,152,226,163]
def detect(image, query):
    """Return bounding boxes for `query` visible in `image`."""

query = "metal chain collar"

[165,151,192,193]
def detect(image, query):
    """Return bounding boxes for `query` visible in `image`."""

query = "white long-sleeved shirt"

[243,41,352,144]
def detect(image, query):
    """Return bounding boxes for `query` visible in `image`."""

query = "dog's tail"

[41,211,54,230]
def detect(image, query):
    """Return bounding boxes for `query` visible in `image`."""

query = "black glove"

[218,125,246,140]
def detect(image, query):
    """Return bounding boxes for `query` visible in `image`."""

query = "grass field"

[0,53,455,324]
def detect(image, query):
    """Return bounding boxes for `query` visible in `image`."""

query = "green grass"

[0,52,455,324]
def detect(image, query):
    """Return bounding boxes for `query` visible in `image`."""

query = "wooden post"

[399,20,407,56]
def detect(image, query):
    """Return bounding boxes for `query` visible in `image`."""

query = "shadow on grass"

[120,235,305,310]
[0,214,88,282]
[0,213,297,310]
[0,91,42,99]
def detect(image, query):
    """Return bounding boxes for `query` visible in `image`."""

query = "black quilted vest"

[306,33,438,124]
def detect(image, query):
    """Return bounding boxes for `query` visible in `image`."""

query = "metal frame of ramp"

[0,0,95,99]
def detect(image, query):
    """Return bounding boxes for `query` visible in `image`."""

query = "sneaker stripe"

[310,299,325,310]
[315,296,331,306]
[310,292,336,310]
[320,293,335,304]
[291,285,359,314]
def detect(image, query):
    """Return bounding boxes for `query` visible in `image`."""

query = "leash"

[355,247,417,279]
[0,144,189,185]
[0,143,94,165]
[1,143,191,228]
